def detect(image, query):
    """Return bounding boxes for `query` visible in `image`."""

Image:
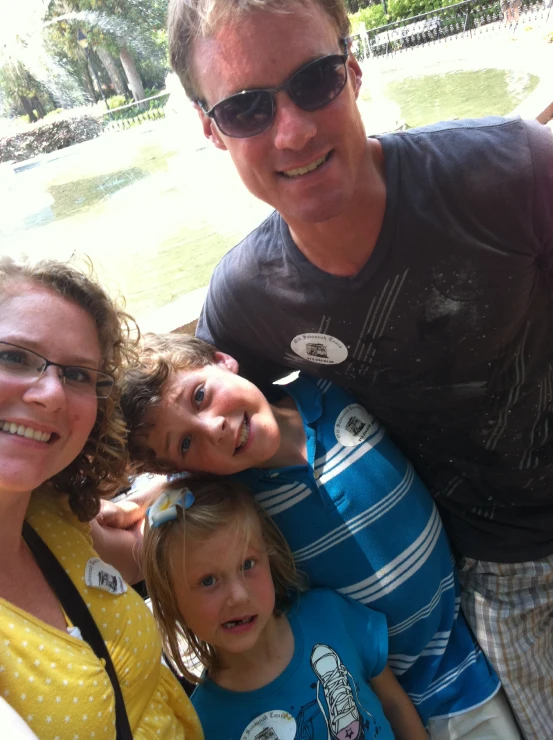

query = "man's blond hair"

[168,0,351,100]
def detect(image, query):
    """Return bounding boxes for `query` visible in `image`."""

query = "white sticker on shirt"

[85,558,127,595]
[335,404,378,446]
[241,710,296,740]
[290,333,348,365]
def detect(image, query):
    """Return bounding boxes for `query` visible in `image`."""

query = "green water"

[0,127,271,320]
[0,66,540,323]
[362,68,540,128]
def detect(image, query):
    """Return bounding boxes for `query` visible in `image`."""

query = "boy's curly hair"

[121,332,217,473]
[0,256,138,521]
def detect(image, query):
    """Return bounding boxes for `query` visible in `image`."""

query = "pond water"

[362,68,540,128]
[0,64,541,324]
[0,121,272,323]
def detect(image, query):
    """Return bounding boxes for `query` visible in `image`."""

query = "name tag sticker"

[241,710,296,740]
[335,404,377,446]
[290,333,348,365]
[85,558,127,595]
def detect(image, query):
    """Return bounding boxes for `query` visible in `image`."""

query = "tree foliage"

[350,0,461,29]
[1,0,170,119]
[350,4,387,31]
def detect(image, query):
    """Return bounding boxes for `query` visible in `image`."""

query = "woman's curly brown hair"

[0,256,139,521]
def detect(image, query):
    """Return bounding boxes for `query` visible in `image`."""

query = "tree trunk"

[82,64,97,103]
[19,96,37,123]
[32,96,46,119]
[86,59,102,101]
[119,47,145,102]
[97,46,127,96]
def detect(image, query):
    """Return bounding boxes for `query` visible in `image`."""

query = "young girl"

[143,476,428,740]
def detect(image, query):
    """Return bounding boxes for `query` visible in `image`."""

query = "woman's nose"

[23,366,67,410]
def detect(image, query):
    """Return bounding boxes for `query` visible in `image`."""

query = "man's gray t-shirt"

[197,117,553,562]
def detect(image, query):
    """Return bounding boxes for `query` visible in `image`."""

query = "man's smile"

[280,152,330,178]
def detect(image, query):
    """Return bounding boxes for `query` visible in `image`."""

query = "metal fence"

[97,92,170,132]
[351,0,552,59]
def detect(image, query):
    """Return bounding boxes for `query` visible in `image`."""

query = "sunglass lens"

[214,90,274,137]
[290,55,347,111]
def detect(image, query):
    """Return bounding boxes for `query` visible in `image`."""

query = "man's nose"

[273,92,317,151]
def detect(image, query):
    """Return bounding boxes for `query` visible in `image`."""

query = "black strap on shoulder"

[22,520,133,740]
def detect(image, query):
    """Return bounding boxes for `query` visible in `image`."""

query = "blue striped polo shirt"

[235,374,499,725]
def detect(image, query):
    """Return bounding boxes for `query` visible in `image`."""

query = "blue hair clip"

[147,488,195,528]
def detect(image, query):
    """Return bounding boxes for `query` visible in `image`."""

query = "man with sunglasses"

[167,0,553,737]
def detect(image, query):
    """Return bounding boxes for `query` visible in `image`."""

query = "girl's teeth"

[1,421,51,443]
[225,617,252,628]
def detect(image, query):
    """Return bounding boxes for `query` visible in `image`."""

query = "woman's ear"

[213,351,239,374]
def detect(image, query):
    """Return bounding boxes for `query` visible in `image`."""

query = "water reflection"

[0,62,541,325]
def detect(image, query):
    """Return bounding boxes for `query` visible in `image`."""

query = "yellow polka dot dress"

[0,488,203,740]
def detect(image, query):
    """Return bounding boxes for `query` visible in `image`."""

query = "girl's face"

[171,517,276,660]
[0,284,101,497]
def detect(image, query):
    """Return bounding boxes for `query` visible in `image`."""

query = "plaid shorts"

[458,554,553,740]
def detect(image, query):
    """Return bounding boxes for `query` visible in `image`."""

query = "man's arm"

[527,120,553,268]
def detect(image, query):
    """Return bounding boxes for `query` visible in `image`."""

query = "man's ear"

[194,102,228,151]
[346,44,363,99]
[213,351,239,374]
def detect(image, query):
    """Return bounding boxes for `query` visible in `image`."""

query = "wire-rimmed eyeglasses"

[0,341,114,399]
[197,39,350,138]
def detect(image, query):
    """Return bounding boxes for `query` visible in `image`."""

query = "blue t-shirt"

[192,589,394,740]
[235,375,499,725]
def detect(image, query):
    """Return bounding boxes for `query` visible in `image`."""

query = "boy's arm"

[370,666,428,740]
[90,518,144,585]
[96,475,169,529]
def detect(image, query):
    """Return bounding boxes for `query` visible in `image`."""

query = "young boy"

[120,333,520,738]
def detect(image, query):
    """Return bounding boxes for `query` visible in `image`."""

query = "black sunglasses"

[198,40,350,138]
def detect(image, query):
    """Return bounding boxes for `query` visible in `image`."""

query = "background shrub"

[0,115,103,164]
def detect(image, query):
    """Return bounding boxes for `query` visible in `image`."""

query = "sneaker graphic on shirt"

[310,644,363,740]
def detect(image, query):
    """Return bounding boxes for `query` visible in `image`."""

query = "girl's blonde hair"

[0,256,138,520]
[142,475,306,683]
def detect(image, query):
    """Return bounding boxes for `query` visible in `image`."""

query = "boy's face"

[142,353,281,474]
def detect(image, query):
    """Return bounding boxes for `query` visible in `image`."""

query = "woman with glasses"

[0,256,203,740]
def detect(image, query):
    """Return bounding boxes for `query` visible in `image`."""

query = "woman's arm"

[0,698,39,740]
[370,666,428,740]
